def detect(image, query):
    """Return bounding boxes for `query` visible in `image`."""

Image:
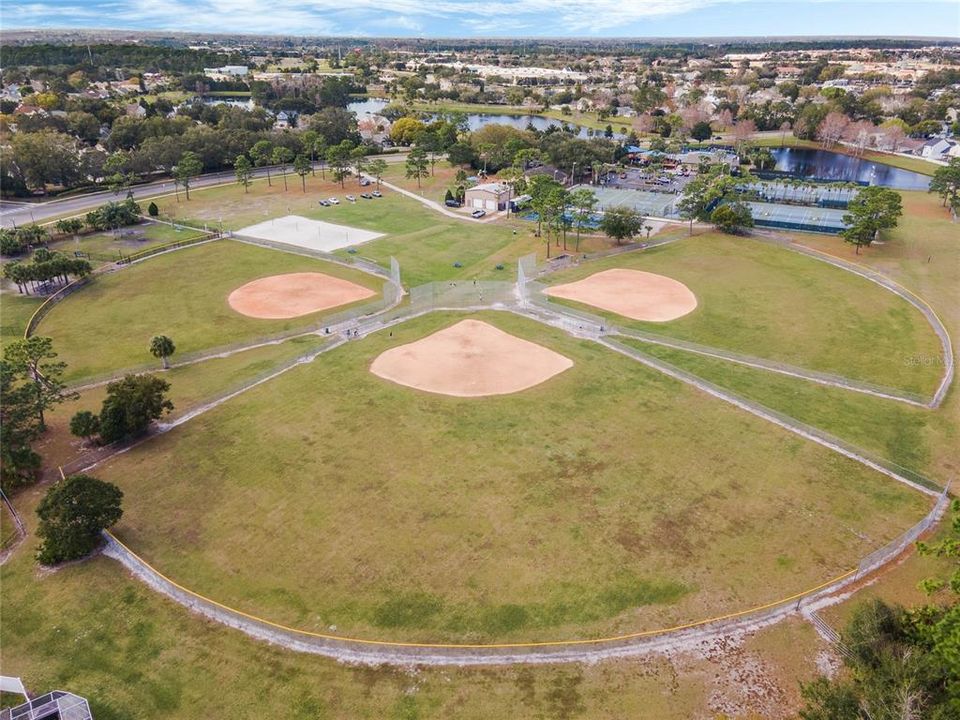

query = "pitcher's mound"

[545,268,697,322]
[370,319,573,397]
[228,272,376,319]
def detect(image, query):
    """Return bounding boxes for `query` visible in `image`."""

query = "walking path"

[8,196,954,666]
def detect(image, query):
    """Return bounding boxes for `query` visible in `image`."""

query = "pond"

[769,148,931,190]
[347,98,624,140]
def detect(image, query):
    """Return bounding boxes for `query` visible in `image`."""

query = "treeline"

[1,43,243,74]
[0,198,141,257]
[1,105,361,195]
[2,248,93,295]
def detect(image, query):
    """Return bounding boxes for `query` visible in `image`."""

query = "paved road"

[0,153,409,229]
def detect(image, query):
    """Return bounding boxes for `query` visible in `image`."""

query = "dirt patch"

[228,272,375,319]
[369,319,573,397]
[545,268,697,322]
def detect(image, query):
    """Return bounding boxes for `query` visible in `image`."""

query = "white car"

[471,209,486,218]
[328,197,340,205]
[346,194,357,202]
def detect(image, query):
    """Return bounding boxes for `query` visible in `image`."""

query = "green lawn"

[34,240,384,382]
[543,232,945,395]
[1,510,814,720]
[47,222,209,267]
[155,176,524,286]
[96,310,928,644]
[35,334,331,472]
[0,290,43,350]
[1,500,21,550]
[628,341,944,480]
[787,191,960,483]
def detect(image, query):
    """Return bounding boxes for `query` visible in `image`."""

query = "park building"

[463,183,514,212]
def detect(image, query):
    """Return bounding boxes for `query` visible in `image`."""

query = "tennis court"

[747,182,860,208]
[744,201,849,234]
[570,185,679,218]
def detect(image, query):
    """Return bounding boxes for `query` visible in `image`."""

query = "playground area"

[235,215,384,253]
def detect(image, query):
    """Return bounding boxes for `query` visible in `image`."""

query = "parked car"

[471,209,486,218]
[445,199,461,208]
[371,191,382,198]
[359,179,370,186]
[346,194,356,202]
[328,197,340,204]
[318,200,329,206]
[360,193,373,199]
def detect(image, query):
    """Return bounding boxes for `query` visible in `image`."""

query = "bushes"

[0,225,49,257]
[85,197,142,231]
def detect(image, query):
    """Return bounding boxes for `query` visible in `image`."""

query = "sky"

[2,1,958,39]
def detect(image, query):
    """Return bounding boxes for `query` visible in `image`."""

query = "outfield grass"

[0,290,43,350]
[95,310,928,643]
[35,240,383,382]
[785,190,959,488]
[627,341,944,479]
[1,502,827,720]
[34,334,330,472]
[543,233,945,395]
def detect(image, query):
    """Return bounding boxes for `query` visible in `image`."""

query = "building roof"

[466,182,511,195]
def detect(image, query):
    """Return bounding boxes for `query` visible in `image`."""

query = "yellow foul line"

[103,530,856,651]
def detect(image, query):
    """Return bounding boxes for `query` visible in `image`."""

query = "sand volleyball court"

[369,319,573,397]
[236,215,383,253]
[545,268,697,322]
[228,272,376,319]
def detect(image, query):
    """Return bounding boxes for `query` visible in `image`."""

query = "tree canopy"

[36,474,123,565]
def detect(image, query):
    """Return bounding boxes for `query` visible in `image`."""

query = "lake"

[769,147,931,190]
[347,98,624,140]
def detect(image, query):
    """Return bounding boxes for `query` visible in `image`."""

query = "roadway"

[0,153,409,229]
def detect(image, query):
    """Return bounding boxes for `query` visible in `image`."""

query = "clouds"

[3,0,956,37]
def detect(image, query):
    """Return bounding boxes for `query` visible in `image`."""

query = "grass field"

[46,221,209,267]
[0,290,43,350]
[154,175,530,286]
[35,240,383,382]
[2,185,956,717]
[628,341,943,479]
[94,310,928,643]
[35,334,330,472]
[0,506,830,720]
[543,232,945,395]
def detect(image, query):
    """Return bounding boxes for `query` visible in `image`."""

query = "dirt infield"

[545,268,697,322]
[228,272,376,319]
[369,319,573,397]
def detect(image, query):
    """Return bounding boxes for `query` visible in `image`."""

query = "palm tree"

[149,335,176,370]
